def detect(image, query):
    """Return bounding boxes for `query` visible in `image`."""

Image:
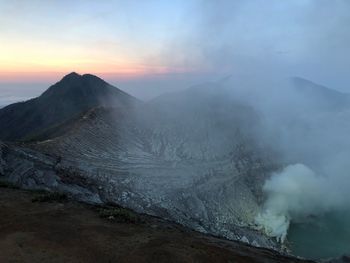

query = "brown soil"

[0,188,312,263]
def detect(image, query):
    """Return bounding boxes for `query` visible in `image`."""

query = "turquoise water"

[288,211,350,260]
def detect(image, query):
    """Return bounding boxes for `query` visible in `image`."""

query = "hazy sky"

[0,0,349,103]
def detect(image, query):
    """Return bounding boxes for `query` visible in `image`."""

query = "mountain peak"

[291,77,325,89]
[59,72,107,86]
[291,76,345,96]
[42,72,111,99]
[82,73,99,79]
[0,72,139,141]
[61,72,81,81]
[290,76,350,111]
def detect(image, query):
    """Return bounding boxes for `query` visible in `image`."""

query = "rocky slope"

[0,187,313,263]
[0,73,282,250]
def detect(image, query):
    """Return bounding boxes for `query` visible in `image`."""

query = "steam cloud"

[255,162,350,242]
[255,164,324,242]
[224,73,350,245]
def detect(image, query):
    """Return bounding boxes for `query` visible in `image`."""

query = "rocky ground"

[0,186,313,263]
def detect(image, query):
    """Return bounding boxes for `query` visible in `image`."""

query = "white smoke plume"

[255,163,349,243]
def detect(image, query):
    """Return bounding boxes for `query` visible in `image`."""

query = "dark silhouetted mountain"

[0,72,139,141]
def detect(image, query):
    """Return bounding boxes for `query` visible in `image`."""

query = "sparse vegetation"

[0,180,19,189]
[98,205,141,224]
[31,191,68,203]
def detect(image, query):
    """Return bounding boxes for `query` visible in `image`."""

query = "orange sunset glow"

[0,40,186,82]
[0,1,199,85]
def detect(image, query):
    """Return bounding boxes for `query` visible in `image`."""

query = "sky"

[0,0,350,104]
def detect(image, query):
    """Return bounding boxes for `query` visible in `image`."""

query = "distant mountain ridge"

[0,72,139,141]
[291,77,350,111]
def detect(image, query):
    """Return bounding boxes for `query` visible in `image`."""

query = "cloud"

[150,0,350,92]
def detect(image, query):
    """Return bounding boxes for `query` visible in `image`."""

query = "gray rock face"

[0,142,102,203]
[0,79,282,251]
[0,106,279,251]
[0,146,277,250]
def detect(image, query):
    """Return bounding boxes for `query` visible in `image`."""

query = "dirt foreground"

[0,187,312,263]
